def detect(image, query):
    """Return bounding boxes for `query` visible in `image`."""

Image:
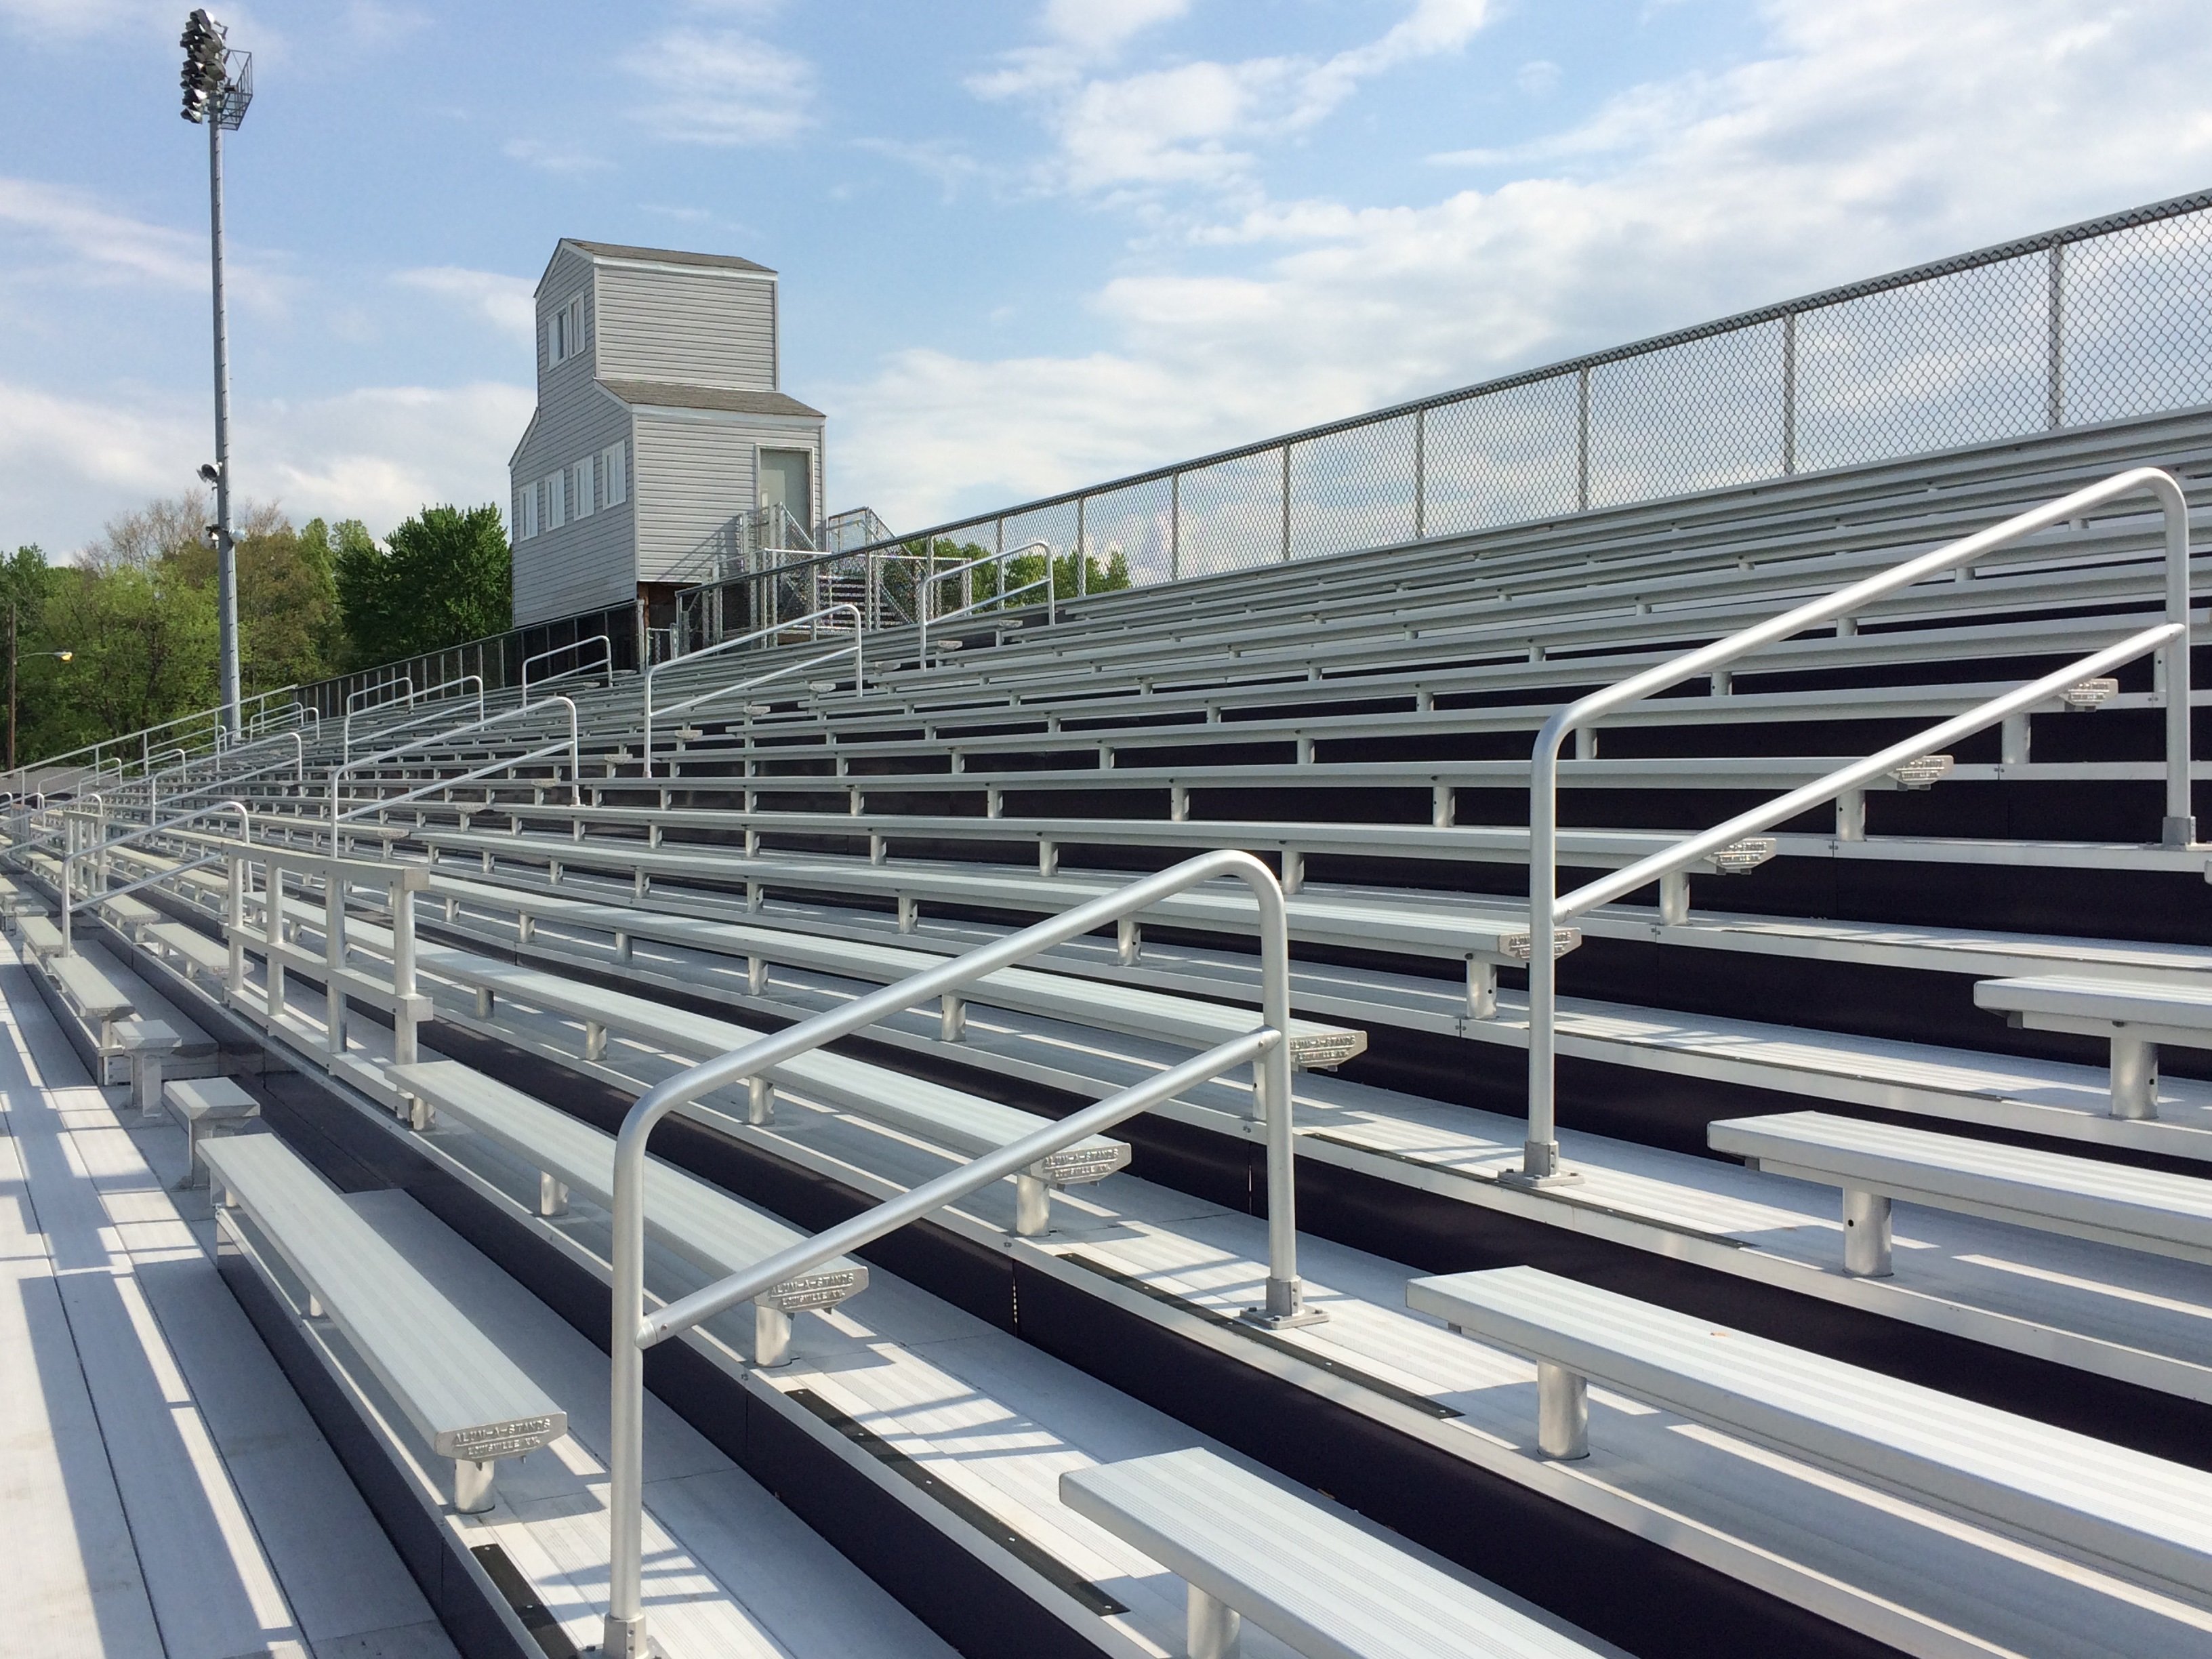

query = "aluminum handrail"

[342,674,485,760]
[329,696,579,823]
[917,541,1053,665]
[7,686,299,798]
[520,635,612,704]
[642,605,861,777]
[56,797,250,954]
[1517,464,2196,1185]
[598,846,1309,1659]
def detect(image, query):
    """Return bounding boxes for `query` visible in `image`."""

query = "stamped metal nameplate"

[436,1414,564,1459]
[762,1267,867,1311]
[1035,1143,1132,1184]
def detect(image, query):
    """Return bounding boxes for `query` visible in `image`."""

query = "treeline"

[6,493,511,762]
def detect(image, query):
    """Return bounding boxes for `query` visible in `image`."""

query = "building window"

[602,440,627,506]
[516,480,537,541]
[550,294,586,365]
[543,470,565,530]
[573,457,594,520]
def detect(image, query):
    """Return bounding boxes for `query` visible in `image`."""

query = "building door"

[759,449,813,533]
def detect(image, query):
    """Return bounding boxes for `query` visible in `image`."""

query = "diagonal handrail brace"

[598,847,1311,1659]
[1518,465,2196,1184]
[329,696,580,823]
[642,603,861,777]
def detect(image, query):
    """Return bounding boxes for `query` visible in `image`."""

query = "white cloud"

[0,378,531,554]
[975,0,1493,195]
[1516,58,1559,97]
[621,27,814,146]
[390,267,537,340]
[0,176,289,311]
[834,0,2212,533]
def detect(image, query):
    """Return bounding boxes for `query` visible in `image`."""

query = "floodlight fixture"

[197,462,220,484]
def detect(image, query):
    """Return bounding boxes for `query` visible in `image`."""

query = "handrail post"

[2163,480,2196,847]
[1513,712,1574,1187]
[390,872,418,1065]
[599,849,1307,1658]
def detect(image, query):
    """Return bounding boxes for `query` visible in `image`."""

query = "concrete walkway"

[0,943,455,1659]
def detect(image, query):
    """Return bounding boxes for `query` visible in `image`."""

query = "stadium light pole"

[180,8,252,738]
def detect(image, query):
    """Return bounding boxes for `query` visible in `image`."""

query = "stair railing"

[641,603,861,777]
[917,540,1053,665]
[1518,465,2196,1185]
[520,637,611,704]
[328,696,580,825]
[598,847,1311,1659]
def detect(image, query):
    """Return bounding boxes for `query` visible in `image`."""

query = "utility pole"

[7,600,16,777]
[180,9,251,737]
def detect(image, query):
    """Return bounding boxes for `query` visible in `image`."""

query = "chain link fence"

[841,188,2212,593]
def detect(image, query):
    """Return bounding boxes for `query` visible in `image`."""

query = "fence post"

[1414,406,1428,539]
[1279,443,1293,562]
[1576,367,1592,511]
[2047,240,2066,431]
[1782,310,1799,477]
[1171,470,1183,580]
[1076,497,1088,598]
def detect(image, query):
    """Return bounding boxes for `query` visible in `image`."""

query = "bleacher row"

[11,403,2212,1659]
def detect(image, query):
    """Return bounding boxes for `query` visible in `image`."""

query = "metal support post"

[2110,1033,2159,1120]
[1188,1584,1241,1659]
[1536,1361,1589,1459]
[1842,1187,1893,1277]
[207,111,241,739]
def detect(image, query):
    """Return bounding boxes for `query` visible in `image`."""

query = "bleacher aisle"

[0,936,454,1659]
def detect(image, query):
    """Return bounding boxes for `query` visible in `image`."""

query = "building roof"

[598,379,825,420]
[565,239,775,275]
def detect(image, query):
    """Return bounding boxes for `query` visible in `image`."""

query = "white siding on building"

[512,380,635,624]
[632,411,820,583]
[596,265,777,390]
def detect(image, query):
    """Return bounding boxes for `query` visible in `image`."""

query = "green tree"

[167,501,344,696]
[335,504,511,668]
[30,560,219,754]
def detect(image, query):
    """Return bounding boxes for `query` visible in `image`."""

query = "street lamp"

[7,597,73,773]
[180,7,252,739]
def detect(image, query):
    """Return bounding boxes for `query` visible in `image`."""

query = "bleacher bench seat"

[199,1132,565,1512]
[1061,1446,1607,1659]
[163,1076,260,1187]
[1706,1109,2212,1272]
[1975,975,2212,1120]
[392,1059,865,1365]
[1406,1266,2212,1604]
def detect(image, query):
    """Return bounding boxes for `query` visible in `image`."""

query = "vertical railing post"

[1279,443,1293,562]
[1576,367,1592,512]
[2160,472,2196,846]
[1782,310,1799,477]
[1414,405,1428,539]
[1171,470,1183,581]
[1513,713,1571,1187]
[1076,498,1088,598]
[325,867,347,1059]
[2047,240,2066,432]
[226,846,246,1000]
[390,872,417,1066]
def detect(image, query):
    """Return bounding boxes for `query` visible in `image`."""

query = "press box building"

[507,238,826,628]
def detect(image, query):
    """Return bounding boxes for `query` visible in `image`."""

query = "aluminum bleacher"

[16,248,2212,1657]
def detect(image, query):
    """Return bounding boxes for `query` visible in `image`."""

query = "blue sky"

[6,0,2212,556]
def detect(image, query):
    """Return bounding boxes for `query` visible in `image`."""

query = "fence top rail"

[819,187,2212,565]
